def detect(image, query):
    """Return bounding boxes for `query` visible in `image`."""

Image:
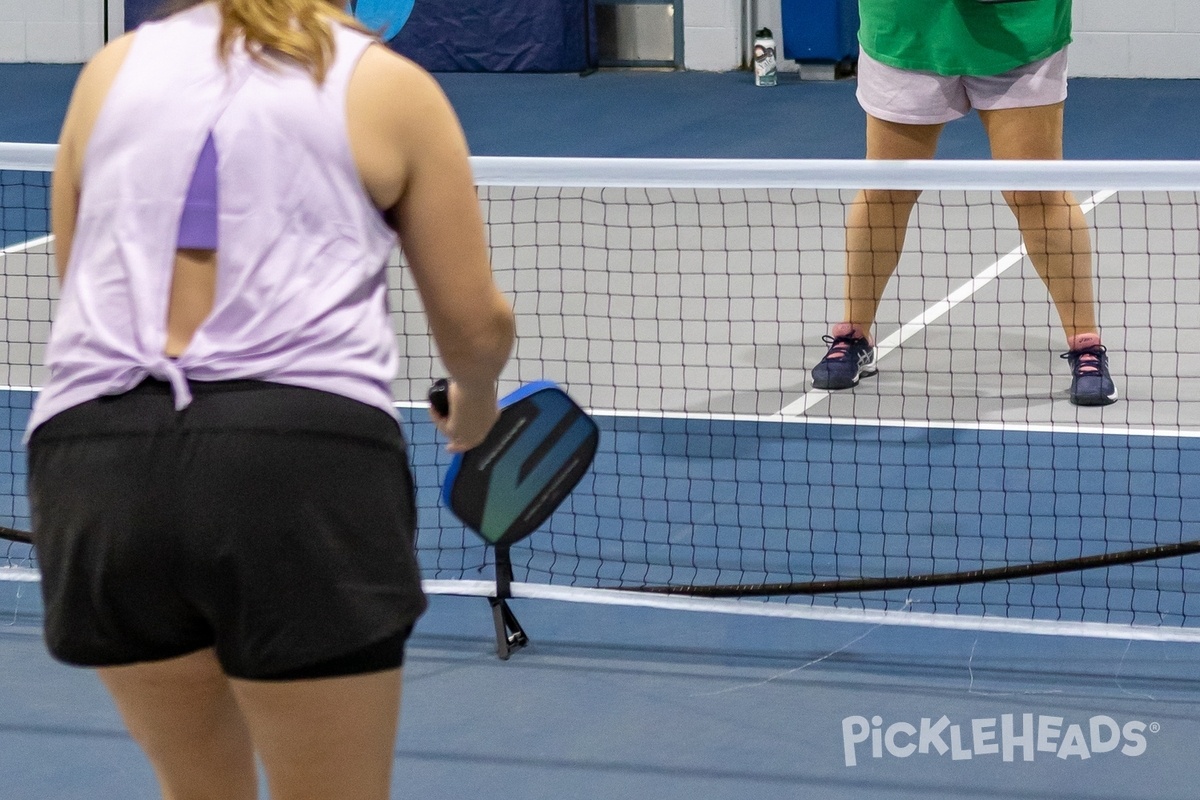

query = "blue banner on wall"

[347,0,414,42]
[125,1,594,72]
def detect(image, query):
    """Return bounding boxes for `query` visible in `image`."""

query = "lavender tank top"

[27,4,400,440]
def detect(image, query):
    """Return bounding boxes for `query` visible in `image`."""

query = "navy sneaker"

[1061,334,1118,406]
[812,323,877,390]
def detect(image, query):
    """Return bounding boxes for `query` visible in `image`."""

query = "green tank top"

[858,0,1072,76]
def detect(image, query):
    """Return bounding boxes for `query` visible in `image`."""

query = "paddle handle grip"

[428,378,451,416]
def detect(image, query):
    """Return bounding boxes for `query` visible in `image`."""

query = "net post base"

[488,597,528,660]
[489,544,529,660]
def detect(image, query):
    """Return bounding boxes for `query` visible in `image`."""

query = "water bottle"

[753,28,777,87]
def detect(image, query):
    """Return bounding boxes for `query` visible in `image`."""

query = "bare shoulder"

[59,33,136,173]
[345,42,471,213]
[75,33,136,96]
[354,43,440,92]
[351,43,457,129]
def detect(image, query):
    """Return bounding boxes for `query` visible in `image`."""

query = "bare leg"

[231,668,403,800]
[100,649,405,800]
[979,103,1099,343]
[99,649,258,800]
[843,115,944,332]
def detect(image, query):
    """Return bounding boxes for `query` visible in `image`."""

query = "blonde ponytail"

[215,0,372,82]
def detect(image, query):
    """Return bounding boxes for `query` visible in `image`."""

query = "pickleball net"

[4,142,1200,641]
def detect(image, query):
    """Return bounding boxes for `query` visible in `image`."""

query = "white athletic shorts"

[856,47,1069,125]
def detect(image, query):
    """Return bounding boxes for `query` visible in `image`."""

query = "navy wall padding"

[127,1,594,73]
[125,0,161,28]
[387,1,594,73]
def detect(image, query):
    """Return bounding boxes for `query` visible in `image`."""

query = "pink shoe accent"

[822,323,873,364]
[1066,332,1106,377]
[1067,332,1102,351]
[831,322,869,341]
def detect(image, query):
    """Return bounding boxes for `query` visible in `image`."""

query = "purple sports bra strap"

[176,131,219,249]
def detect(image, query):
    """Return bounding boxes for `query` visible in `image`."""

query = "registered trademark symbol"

[1149,722,1161,734]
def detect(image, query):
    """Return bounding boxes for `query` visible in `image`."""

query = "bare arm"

[348,47,515,451]
[50,34,135,281]
[50,128,79,282]
[398,122,516,451]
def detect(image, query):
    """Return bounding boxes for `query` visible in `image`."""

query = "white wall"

[683,0,743,71]
[0,0,105,62]
[1071,0,1200,79]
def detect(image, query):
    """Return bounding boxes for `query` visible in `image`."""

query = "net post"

[489,544,528,660]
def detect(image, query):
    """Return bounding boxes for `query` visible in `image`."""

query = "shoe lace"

[820,334,861,362]
[1062,344,1106,376]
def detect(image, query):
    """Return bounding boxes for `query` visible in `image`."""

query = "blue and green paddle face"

[431,381,599,547]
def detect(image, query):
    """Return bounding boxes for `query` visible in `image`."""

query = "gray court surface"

[5,184,1199,429]
[436,185,1200,431]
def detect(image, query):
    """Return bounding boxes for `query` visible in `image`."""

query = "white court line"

[778,190,1116,418]
[398,388,1200,441]
[1,234,53,257]
[422,579,1200,644]
[0,566,38,583]
[582,409,1200,440]
[6,571,1196,641]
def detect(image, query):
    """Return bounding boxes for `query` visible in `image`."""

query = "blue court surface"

[7,63,1200,159]
[4,399,1200,798]
[4,588,1200,799]
[4,63,1200,799]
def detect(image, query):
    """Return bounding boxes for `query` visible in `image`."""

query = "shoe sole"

[813,366,877,391]
[1070,390,1119,407]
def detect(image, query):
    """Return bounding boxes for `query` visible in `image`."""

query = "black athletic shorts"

[27,379,428,680]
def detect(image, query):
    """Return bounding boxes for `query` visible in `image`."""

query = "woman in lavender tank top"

[30,1,515,798]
